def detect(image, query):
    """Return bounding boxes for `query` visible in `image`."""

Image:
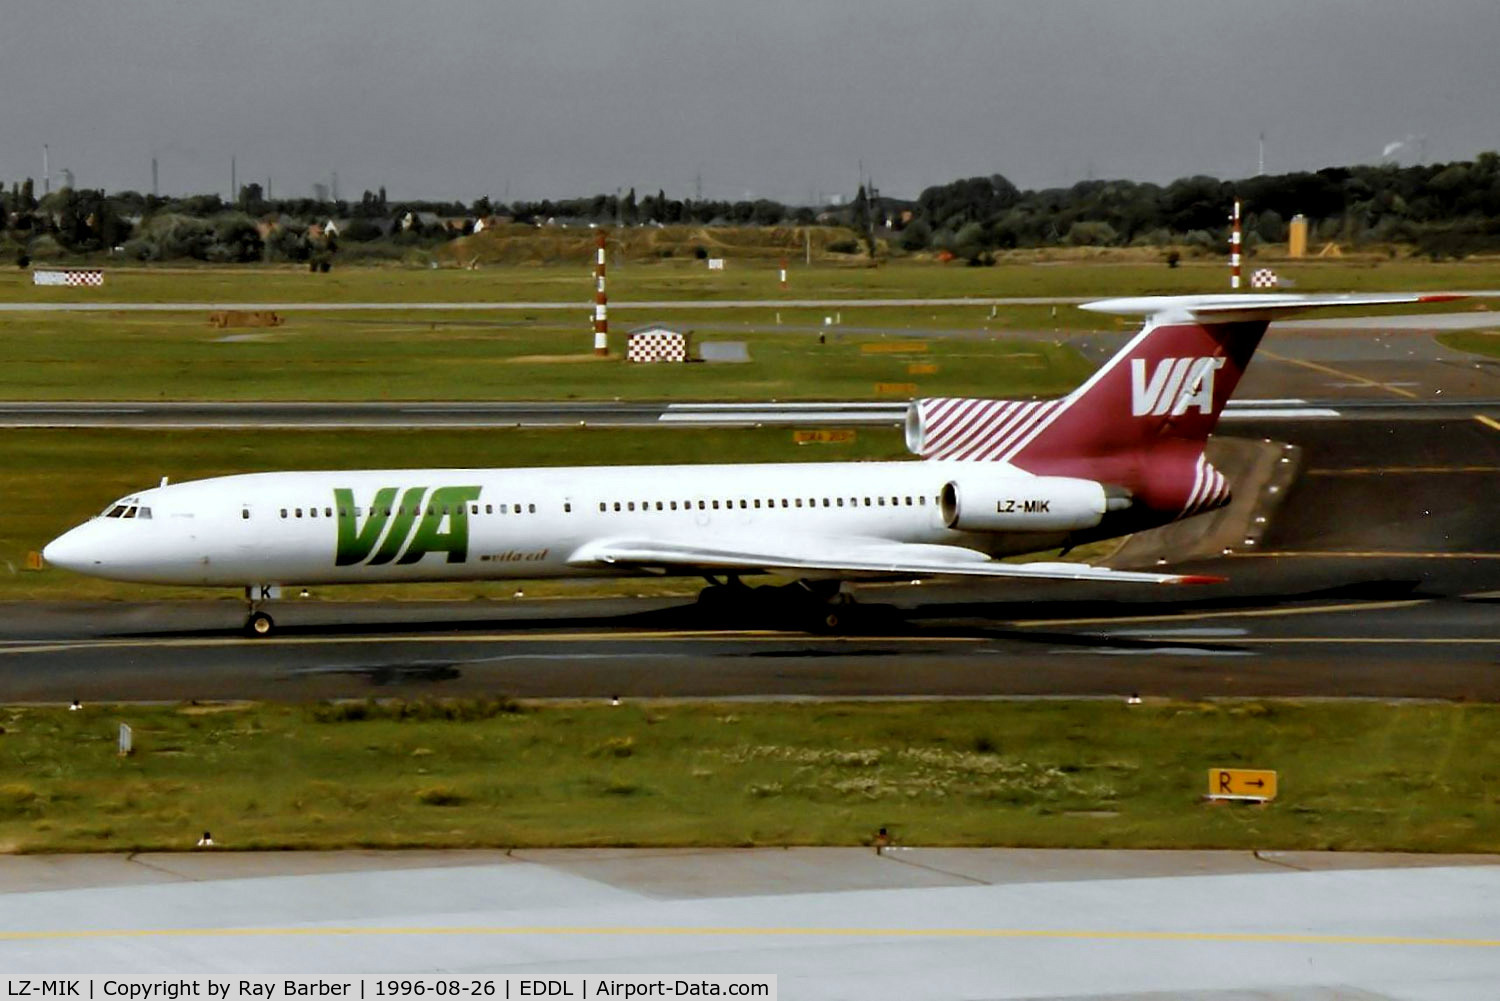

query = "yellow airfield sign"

[793,429,857,445]
[1208,768,1278,802]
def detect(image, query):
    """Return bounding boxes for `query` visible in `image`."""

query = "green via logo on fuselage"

[333,486,482,566]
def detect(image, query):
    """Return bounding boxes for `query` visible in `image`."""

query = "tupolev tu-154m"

[43,293,1456,635]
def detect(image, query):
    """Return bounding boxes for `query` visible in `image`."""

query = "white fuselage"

[45,460,1075,587]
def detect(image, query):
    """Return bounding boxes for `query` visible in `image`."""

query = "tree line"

[3,153,1498,264]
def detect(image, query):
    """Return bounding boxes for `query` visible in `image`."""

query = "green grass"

[1438,329,1500,358]
[2,258,1493,402]
[0,306,1095,401]
[6,255,1500,304]
[3,699,1497,853]
[1,426,911,601]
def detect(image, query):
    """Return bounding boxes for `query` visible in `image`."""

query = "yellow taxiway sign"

[1208,768,1277,802]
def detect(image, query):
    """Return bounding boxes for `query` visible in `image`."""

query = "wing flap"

[568,536,1219,586]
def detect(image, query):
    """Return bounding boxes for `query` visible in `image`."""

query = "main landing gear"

[696,575,856,631]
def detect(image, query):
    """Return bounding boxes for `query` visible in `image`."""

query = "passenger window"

[794,498,802,508]
[280,509,288,519]
[670,501,678,511]
[470,504,479,515]
[836,498,844,507]
[613,502,621,512]
[863,497,871,506]
[599,502,606,512]
[712,501,720,510]
[628,502,636,512]
[311,508,319,519]
[877,498,885,506]
[919,496,926,506]
[295,508,303,518]
[738,500,747,509]
[564,502,572,513]
[780,499,788,508]
[753,499,761,509]
[656,501,663,511]
[242,509,251,520]
[486,504,493,515]
[698,501,706,510]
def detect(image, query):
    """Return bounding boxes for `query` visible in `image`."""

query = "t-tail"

[906,292,1461,528]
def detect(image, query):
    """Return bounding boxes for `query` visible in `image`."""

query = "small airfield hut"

[626,324,693,363]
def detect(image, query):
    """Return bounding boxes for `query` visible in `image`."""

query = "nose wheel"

[244,610,276,637]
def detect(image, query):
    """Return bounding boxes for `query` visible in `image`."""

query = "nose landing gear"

[243,585,279,638]
[245,610,276,637]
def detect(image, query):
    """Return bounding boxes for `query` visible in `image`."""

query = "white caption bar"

[1,979,775,1001]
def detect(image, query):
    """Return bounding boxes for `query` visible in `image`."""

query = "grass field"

[6,255,1500,303]
[1439,329,1500,358]
[3,258,1494,402]
[0,306,1098,401]
[2,699,1496,854]
[2,426,911,601]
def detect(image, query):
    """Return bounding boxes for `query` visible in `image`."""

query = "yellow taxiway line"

[1476,414,1500,433]
[1307,465,1500,475]
[1006,598,1427,629]
[1259,349,1419,399]
[2,923,1499,948]
[1229,551,1500,559]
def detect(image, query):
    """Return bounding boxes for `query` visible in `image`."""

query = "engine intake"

[939,474,1126,533]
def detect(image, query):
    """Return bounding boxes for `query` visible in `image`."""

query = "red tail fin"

[908,292,1458,518]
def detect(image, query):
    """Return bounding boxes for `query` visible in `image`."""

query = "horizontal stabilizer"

[1082,293,1463,325]
[569,536,1219,586]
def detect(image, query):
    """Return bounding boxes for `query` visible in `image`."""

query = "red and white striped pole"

[1229,200,1242,290]
[779,257,788,290]
[593,230,608,356]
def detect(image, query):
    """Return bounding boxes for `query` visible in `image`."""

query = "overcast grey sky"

[2,1,1496,203]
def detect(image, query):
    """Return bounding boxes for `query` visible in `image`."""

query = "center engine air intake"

[939,475,1128,532]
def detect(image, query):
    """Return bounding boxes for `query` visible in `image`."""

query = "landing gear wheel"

[245,610,275,638]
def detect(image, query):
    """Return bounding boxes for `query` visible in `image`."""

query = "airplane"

[42,292,1456,636]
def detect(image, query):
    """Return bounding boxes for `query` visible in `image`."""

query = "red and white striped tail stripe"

[912,396,1066,462]
[1182,454,1231,515]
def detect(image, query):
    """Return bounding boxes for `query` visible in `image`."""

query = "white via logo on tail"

[1130,357,1226,417]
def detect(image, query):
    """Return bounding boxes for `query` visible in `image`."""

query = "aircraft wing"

[567,536,1220,585]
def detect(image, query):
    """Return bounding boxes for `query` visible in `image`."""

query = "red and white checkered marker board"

[1250,268,1278,289]
[627,330,690,363]
[33,269,104,287]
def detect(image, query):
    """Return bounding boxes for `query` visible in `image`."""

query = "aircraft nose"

[42,525,95,572]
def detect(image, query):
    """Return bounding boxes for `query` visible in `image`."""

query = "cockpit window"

[102,502,151,520]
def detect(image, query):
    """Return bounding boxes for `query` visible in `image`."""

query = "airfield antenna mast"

[1229,199,1243,289]
[1258,132,1266,176]
[593,229,609,356]
[42,145,49,195]
[151,156,159,198]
